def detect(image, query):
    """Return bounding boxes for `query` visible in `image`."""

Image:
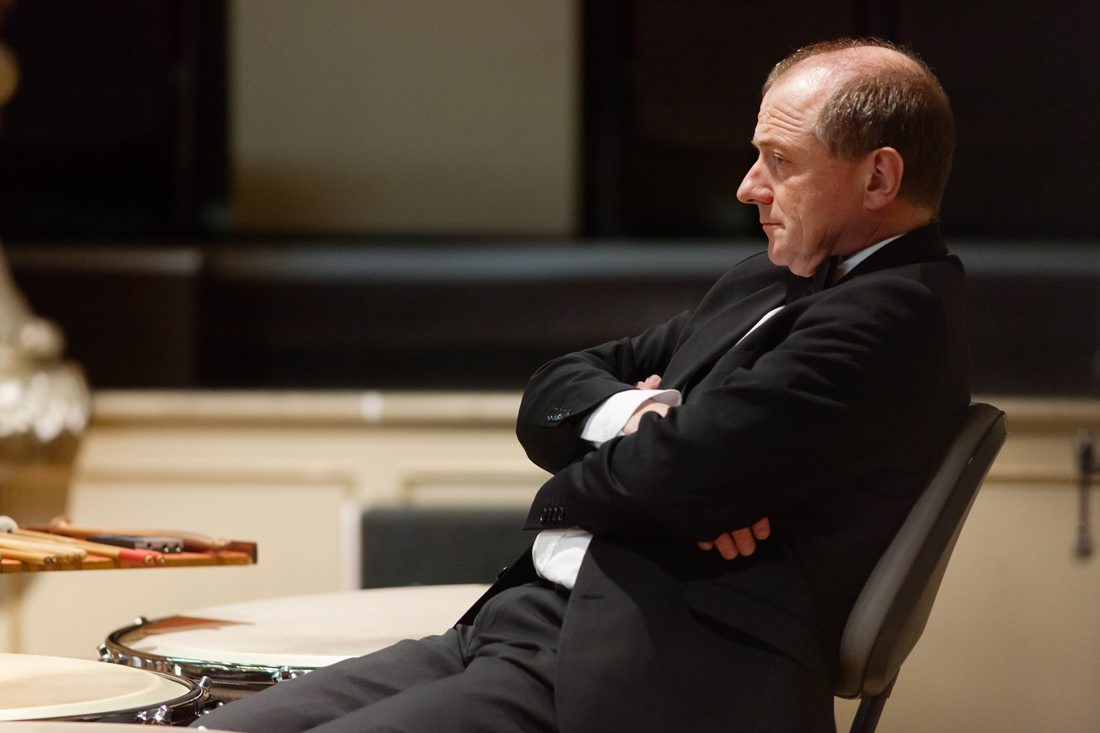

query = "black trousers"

[193,582,568,733]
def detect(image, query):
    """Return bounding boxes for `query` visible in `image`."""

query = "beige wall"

[230,0,578,235]
[2,393,1099,730]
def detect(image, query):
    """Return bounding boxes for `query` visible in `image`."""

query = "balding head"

[764,39,955,215]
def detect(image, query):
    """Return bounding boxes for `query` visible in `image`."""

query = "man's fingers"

[713,533,739,560]
[730,528,757,556]
[699,517,771,559]
[634,374,662,389]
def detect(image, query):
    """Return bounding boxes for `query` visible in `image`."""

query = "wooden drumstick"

[0,535,81,562]
[0,517,85,561]
[0,528,81,556]
[0,538,59,565]
[0,546,57,565]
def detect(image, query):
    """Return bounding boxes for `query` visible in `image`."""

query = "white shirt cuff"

[580,388,682,446]
[532,529,593,589]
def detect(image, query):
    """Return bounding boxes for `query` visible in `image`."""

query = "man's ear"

[863,147,904,211]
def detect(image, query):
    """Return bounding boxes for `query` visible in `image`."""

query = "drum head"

[0,654,196,722]
[114,583,488,668]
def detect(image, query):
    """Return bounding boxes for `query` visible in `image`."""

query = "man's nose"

[736,160,771,205]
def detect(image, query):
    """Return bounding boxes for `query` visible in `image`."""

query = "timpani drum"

[0,653,209,725]
[100,584,488,703]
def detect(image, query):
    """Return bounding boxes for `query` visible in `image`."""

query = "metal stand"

[1075,430,1094,559]
[849,675,897,733]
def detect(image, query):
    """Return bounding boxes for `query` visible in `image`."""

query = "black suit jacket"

[463,224,971,733]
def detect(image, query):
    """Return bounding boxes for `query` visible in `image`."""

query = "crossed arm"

[625,373,771,561]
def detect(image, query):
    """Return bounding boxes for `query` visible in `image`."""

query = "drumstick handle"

[0,545,57,565]
[0,535,84,562]
[8,528,88,553]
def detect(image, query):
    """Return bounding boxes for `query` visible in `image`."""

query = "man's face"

[736,65,869,277]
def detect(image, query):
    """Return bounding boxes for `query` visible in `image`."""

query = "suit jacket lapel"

[663,280,786,390]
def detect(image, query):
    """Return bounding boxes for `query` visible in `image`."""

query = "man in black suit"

[197,38,968,733]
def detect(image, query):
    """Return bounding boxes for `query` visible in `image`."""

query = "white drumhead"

[0,654,192,722]
[123,584,488,668]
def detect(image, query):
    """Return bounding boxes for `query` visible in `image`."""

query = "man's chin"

[765,240,787,268]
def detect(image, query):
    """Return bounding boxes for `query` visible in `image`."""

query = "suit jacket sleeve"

[524,273,952,543]
[515,308,692,473]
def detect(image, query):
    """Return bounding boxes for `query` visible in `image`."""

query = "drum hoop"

[102,618,317,693]
[24,669,208,725]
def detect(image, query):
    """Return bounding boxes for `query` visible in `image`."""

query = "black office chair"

[834,402,1007,733]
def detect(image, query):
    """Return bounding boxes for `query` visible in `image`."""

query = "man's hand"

[625,372,768,560]
[697,517,771,560]
[622,374,669,435]
[622,400,670,435]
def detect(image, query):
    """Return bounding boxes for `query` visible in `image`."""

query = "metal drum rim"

[103,619,318,689]
[20,669,208,725]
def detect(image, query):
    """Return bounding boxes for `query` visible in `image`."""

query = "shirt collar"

[832,234,903,284]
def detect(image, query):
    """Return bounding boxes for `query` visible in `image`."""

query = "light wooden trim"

[75,463,360,488]
[90,390,522,428]
[90,392,1100,433]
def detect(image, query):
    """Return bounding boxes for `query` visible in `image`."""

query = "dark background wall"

[582,1,1099,241]
[1,1,1097,394]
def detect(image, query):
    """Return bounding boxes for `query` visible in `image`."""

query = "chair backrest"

[833,402,1007,699]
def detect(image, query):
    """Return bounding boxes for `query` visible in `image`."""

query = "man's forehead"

[754,67,832,146]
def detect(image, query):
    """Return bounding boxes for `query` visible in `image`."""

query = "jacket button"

[546,408,572,423]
